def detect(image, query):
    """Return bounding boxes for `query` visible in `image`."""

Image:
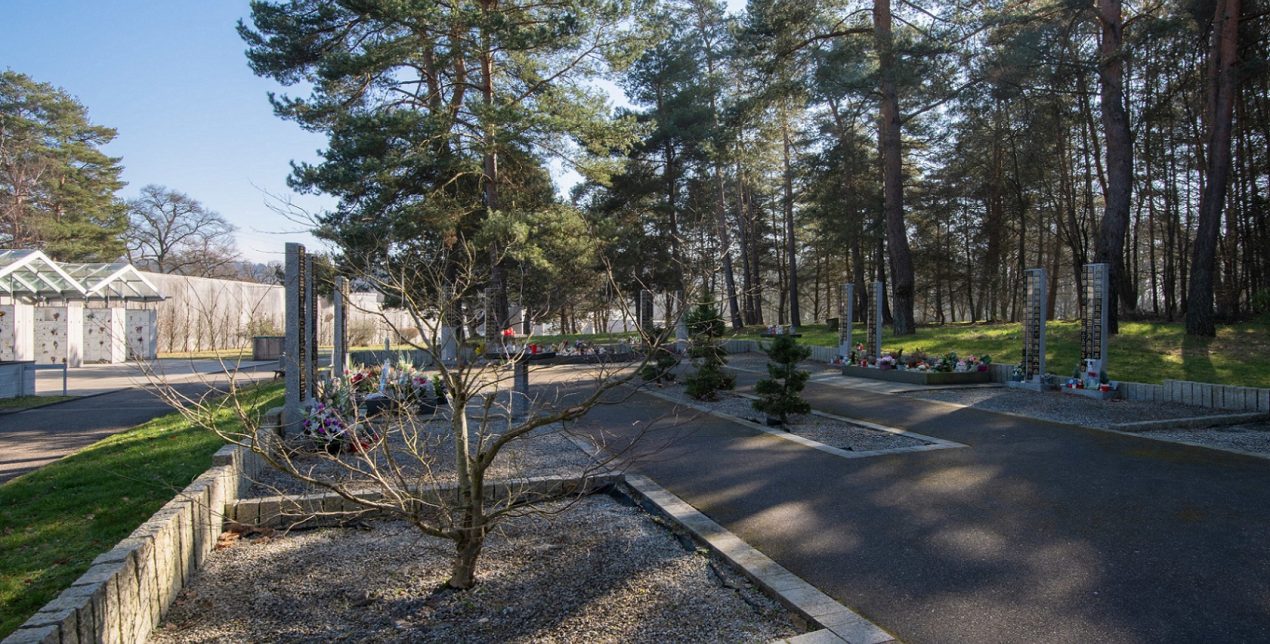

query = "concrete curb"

[631,385,965,460]
[620,474,897,644]
[1109,411,1269,432]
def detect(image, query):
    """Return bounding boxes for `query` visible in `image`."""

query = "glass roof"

[60,263,163,301]
[0,250,164,301]
[0,250,87,298]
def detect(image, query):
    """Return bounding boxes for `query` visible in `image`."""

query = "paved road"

[568,369,1270,643]
[2,363,274,483]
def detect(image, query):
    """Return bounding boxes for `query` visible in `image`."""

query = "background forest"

[584,0,1268,339]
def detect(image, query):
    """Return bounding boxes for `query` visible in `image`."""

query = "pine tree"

[0,71,127,260]
[753,334,810,427]
[683,301,734,400]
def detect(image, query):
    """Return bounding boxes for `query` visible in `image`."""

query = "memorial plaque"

[284,243,307,428]
[305,255,317,401]
[839,283,854,360]
[1081,263,1109,369]
[1022,268,1047,381]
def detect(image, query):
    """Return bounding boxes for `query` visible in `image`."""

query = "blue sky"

[2,1,743,263]
[2,1,338,262]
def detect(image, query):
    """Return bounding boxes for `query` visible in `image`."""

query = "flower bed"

[840,348,993,385]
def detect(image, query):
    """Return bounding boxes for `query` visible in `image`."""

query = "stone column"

[838,283,854,360]
[512,360,529,421]
[65,301,84,368]
[639,290,654,339]
[1081,263,1110,378]
[304,255,318,401]
[332,276,348,379]
[284,243,306,429]
[674,291,689,353]
[440,284,458,363]
[867,281,883,362]
[1022,268,1048,385]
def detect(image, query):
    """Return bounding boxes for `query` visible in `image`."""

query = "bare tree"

[125,184,240,276]
[156,241,681,590]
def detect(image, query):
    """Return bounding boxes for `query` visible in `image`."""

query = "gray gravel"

[1141,421,1270,455]
[652,384,928,452]
[150,495,799,643]
[247,411,596,498]
[900,387,1221,429]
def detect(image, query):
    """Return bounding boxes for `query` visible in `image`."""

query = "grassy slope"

[734,321,1270,388]
[0,382,284,638]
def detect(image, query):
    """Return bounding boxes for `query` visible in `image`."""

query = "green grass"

[0,396,75,411]
[0,382,284,638]
[734,321,1270,388]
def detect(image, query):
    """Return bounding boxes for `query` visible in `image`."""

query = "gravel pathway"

[1140,421,1270,455]
[899,387,1219,429]
[248,412,595,498]
[151,495,799,643]
[650,384,928,452]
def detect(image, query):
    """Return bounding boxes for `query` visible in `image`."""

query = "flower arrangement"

[303,402,350,452]
[877,354,897,369]
[932,352,991,373]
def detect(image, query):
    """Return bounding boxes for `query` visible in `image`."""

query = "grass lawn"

[0,382,284,638]
[734,321,1270,388]
[0,395,75,412]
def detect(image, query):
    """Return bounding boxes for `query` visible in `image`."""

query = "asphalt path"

[0,367,272,483]
[565,368,1270,643]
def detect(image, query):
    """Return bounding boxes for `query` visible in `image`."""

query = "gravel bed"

[248,411,595,497]
[1141,421,1270,455]
[652,384,928,452]
[151,495,799,643]
[900,387,1222,429]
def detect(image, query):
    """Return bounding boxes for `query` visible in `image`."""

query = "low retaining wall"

[721,338,1270,413]
[229,474,623,531]
[1,408,614,644]
[2,442,266,644]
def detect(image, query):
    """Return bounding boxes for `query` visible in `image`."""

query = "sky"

[1,0,744,263]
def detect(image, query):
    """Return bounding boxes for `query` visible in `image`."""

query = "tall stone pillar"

[838,283,854,360]
[284,243,306,429]
[304,255,317,401]
[867,281,884,362]
[1081,263,1110,379]
[332,276,348,379]
[1022,268,1048,386]
[674,291,689,353]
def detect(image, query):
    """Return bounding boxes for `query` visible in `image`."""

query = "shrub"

[752,334,811,427]
[639,347,679,383]
[683,302,734,400]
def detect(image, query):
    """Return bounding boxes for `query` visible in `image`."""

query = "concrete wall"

[83,307,127,364]
[34,303,83,367]
[0,303,34,362]
[126,309,158,361]
[140,272,416,354]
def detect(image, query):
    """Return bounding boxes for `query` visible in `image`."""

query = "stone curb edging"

[1109,411,1269,432]
[620,474,897,644]
[632,384,964,460]
[226,473,624,531]
[2,439,268,644]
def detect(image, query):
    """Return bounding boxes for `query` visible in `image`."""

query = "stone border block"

[620,474,896,643]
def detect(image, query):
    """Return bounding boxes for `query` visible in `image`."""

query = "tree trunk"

[1094,0,1133,333]
[874,0,916,335]
[1186,0,1241,336]
[781,108,801,329]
